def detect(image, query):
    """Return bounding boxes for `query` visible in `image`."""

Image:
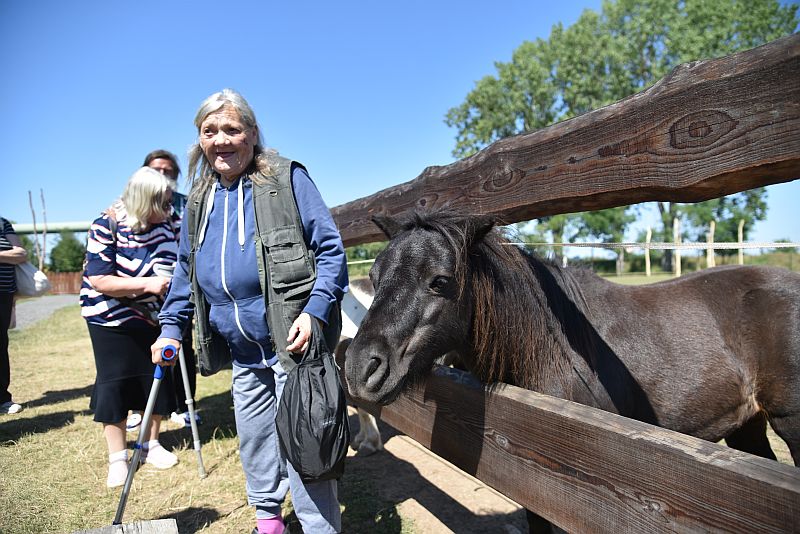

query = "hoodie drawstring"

[237,179,245,251]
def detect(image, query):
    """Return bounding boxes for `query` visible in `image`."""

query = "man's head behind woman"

[120,167,173,232]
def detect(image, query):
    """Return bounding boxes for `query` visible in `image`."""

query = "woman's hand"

[151,337,180,366]
[144,276,171,297]
[286,312,313,353]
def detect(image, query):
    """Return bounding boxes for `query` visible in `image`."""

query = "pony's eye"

[429,276,451,293]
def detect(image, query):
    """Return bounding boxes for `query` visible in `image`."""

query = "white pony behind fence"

[337,277,383,455]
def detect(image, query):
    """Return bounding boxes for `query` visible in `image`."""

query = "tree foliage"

[48,231,86,272]
[346,242,387,277]
[445,0,798,267]
[18,234,41,268]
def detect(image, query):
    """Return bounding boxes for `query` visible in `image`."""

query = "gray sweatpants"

[232,363,341,533]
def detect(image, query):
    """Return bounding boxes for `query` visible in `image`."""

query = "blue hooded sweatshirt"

[158,166,348,368]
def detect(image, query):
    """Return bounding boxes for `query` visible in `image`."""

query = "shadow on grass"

[156,506,222,534]
[0,408,91,443]
[157,389,237,450]
[0,383,237,451]
[25,384,94,409]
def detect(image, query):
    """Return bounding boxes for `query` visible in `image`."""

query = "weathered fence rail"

[353,367,799,533]
[334,34,800,532]
[332,33,800,247]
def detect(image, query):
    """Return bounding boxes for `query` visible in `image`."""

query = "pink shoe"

[255,517,285,534]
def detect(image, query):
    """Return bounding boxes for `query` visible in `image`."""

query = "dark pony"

[345,209,800,533]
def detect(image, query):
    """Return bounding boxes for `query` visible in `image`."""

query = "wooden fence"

[332,34,800,532]
[46,272,82,294]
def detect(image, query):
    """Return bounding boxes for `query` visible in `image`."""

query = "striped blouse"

[0,218,18,294]
[79,204,179,327]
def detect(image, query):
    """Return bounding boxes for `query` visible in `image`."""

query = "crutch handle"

[161,345,178,361]
[153,345,178,380]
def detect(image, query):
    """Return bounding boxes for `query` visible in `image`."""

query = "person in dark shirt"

[142,149,199,429]
[0,217,27,415]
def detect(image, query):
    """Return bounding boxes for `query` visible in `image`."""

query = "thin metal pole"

[178,346,206,478]
[113,347,176,526]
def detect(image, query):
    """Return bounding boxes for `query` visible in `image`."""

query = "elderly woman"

[80,167,180,488]
[152,89,348,534]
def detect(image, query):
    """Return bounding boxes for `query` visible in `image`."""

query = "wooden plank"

[350,366,800,533]
[74,519,178,534]
[332,34,800,246]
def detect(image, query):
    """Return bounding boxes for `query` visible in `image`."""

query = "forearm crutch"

[113,346,176,526]
[177,345,206,478]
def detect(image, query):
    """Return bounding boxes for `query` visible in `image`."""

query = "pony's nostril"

[364,356,387,392]
[365,357,380,377]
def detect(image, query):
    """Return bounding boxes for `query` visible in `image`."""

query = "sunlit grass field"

[0,306,410,534]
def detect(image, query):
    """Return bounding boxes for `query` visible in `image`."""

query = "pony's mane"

[397,210,575,390]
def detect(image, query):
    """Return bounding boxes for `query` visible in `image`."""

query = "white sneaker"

[142,442,178,469]
[170,410,202,427]
[126,412,142,432]
[170,411,186,426]
[0,401,22,414]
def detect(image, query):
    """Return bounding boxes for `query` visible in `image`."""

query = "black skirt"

[87,323,177,423]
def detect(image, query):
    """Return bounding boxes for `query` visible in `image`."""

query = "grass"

[0,306,411,534]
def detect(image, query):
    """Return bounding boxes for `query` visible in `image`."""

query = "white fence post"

[738,219,745,265]
[706,220,716,268]
[673,218,681,277]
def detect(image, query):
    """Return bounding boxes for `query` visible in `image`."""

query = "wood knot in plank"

[669,110,737,149]
[485,167,526,192]
[597,136,653,158]
[416,193,440,208]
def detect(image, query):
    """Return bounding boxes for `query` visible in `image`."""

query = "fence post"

[738,219,745,265]
[706,220,716,268]
[673,218,681,277]
[645,227,652,277]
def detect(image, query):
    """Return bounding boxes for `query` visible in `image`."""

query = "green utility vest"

[185,155,341,375]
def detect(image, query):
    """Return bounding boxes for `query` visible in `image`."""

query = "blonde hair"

[120,167,172,232]
[187,88,276,201]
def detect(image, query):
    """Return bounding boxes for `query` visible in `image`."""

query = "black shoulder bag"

[276,318,350,482]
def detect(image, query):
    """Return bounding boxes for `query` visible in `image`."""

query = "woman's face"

[199,106,258,184]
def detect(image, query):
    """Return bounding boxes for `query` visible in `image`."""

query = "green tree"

[577,206,637,274]
[346,242,387,278]
[48,231,86,272]
[682,188,768,255]
[445,0,798,269]
[18,234,41,268]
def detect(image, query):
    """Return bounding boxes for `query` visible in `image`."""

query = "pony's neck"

[467,242,577,394]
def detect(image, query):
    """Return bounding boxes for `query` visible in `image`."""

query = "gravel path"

[13,294,79,329]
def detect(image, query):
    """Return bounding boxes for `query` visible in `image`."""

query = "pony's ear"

[372,214,404,239]
[467,214,497,245]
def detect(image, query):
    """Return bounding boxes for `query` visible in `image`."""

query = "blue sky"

[2,0,797,247]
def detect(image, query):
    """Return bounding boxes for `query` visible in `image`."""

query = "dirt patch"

[343,409,528,534]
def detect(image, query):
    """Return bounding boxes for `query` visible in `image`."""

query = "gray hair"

[120,167,172,233]
[187,89,275,201]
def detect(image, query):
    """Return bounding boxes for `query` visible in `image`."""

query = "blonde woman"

[80,166,180,488]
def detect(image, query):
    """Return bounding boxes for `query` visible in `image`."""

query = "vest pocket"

[262,226,314,289]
